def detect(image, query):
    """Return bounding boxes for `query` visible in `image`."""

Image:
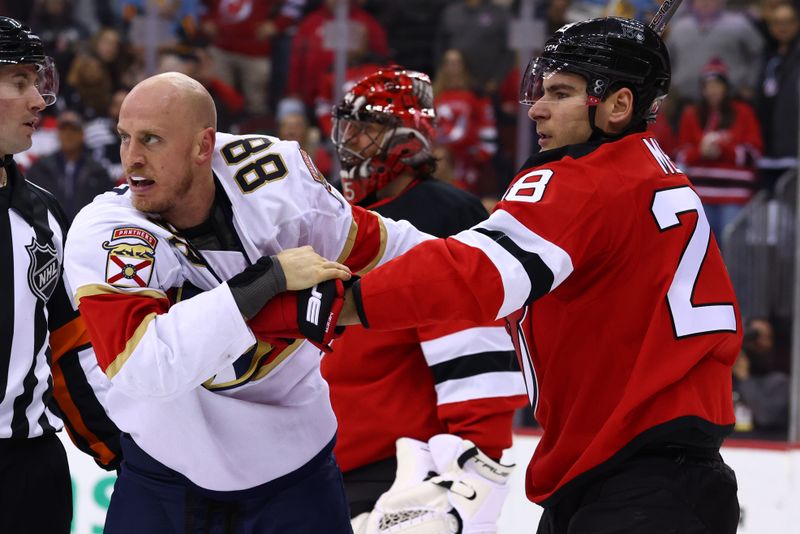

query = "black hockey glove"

[228,256,287,320]
[247,278,345,352]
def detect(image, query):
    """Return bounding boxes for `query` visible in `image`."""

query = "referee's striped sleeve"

[46,225,121,470]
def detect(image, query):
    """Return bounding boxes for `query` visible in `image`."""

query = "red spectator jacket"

[676,100,763,205]
[288,6,389,107]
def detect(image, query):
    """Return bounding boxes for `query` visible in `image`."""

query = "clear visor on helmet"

[0,56,59,107]
[519,56,593,107]
[331,115,391,167]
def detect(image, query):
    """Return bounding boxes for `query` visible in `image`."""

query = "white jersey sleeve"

[64,194,256,401]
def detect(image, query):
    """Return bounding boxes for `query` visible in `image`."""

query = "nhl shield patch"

[26,238,59,302]
[103,227,158,288]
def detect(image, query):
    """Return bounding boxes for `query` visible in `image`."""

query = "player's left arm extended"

[345,206,574,331]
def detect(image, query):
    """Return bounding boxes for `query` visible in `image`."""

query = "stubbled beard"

[130,168,194,219]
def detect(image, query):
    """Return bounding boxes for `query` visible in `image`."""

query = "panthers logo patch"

[103,227,157,288]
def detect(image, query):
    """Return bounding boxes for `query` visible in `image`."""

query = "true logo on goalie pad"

[103,227,157,288]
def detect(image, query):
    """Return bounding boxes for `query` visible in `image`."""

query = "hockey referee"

[0,16,121,534]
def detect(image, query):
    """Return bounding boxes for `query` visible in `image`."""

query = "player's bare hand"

[276,246,351,290]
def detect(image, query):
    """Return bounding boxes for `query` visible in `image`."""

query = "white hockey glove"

[358,434,514,534]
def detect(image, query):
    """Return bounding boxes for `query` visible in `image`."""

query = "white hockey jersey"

[64,133,429,491]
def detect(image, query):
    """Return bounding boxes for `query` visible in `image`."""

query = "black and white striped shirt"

[0,160,120,469]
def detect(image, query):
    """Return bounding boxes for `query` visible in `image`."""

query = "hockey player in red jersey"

[338,17,742,534]
[324,67,527,533]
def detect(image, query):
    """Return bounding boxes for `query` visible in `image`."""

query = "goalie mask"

[0,17,59,107]
[519,17,670,133]
[332,68,435,204]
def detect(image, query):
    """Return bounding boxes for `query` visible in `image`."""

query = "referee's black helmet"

[0,16,58,106]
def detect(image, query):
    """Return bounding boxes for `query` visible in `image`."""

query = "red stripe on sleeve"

[341,206,384,273]
[78,293,170,373]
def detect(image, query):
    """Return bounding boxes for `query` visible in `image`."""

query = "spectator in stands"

[647,92,681,158]
[676,57,763,242]
[268,0,308,112]
[732,317,789,437]
[666,0,764,103]
[92,27,139,93]
[565,0,658,23]
[26,110,112,221]
[65,52,112,118]
[432,48,498,198]
[71,0,118,34]
[65,28,135,118]
[362,0,449,76]
[277,97,333,178]
[83,88,127,183]
[157,46,245,132]
[313,21,389,138]
[29,0,91,85]
[754,0,800,190]
[434,0,513,96]
[287,0,389,111]
[201,0,299,117]
[542,0,573,34]
[120,0,200,49]
[747,0,787,48]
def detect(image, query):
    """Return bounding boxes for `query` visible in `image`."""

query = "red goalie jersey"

[354,133,742,504]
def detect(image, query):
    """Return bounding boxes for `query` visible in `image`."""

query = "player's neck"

[164,173,216,230]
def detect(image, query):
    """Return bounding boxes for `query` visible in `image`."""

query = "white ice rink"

[60,431,798,533]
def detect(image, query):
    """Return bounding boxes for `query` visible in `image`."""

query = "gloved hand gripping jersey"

[247,278,345,352]
[353,434,514,534]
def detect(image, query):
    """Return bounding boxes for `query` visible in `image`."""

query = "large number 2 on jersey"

[651,186,737,338]
[221,137,288,193]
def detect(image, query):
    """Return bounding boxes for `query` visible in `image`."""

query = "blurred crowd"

[2,0,796,437]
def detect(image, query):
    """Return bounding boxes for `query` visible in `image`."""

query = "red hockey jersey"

[354,133,742,504]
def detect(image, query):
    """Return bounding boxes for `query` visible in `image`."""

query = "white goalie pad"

[362,434,514,534]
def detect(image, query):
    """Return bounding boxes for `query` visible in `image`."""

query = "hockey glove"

[247,278,345,352]
[360,434,514,534]
[228,256,286,320]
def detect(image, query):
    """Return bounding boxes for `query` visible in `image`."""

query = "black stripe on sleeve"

[10,298,49,437]
[473,227,555,306]
[0,195,14,406]
[430,350,521,384]
[55,345,121,466]
[37,372,57,434]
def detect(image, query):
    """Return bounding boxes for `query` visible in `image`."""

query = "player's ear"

[603,87,635,133]
[195,127,216,165]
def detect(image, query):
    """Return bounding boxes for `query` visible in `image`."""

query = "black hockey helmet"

[0,16,58,106]
[520,17,670,126]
